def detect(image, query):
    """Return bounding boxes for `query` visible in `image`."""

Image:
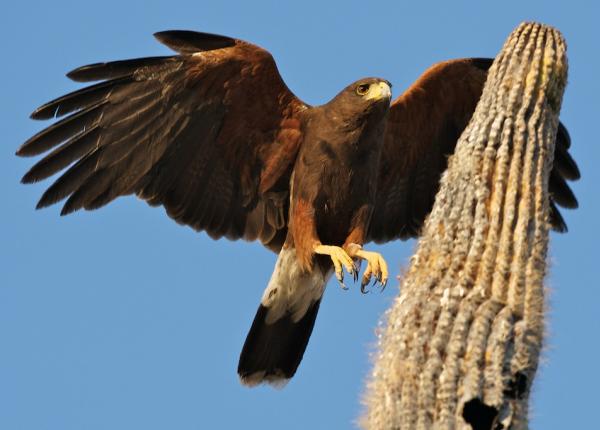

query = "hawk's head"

[327,78,392,127]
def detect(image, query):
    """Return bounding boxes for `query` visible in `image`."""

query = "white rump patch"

[261,248,331,324]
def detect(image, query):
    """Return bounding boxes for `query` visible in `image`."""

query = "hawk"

[17,30,579,386]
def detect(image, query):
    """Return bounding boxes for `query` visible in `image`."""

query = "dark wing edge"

[17,30,308,252]
[368,58,579,243]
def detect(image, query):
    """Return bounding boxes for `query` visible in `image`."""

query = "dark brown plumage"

[19,31,305,252]
[18,30,579,386]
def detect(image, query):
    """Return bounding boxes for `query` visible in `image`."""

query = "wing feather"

[369,58,579,243]
[19,30,307,252]
[21,127,101,183]
[30,76,132,120]
[66,56,179,82]
[19,102,106,157]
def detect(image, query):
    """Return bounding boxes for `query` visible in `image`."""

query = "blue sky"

[2,1,598,429]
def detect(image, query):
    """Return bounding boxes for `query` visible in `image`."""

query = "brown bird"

[17,30,579,387]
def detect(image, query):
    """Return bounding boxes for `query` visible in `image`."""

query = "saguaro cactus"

[361,23,567,430]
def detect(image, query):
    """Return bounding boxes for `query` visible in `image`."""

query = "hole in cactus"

[462,397,500,430]
[504,371,528,399]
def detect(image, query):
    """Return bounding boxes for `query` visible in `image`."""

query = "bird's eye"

[356,84,370,96]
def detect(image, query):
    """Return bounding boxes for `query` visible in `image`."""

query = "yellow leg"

[352,248,389,292]
[313,244,358,289]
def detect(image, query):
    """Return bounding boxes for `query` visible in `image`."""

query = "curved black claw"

[360,279,370,294]
[336,272,349,290]
[380,279,387,292]
[352,264,359,283]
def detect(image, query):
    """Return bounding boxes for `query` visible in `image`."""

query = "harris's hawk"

[17,30,580,386]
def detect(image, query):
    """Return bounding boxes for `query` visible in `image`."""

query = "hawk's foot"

[313,244,358,289]
[353,248,388,293]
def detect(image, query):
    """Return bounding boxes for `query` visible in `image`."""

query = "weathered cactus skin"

[361,23,567,430]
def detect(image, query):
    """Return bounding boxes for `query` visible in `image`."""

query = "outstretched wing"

[368,58,580,243]
[18,31,308,252]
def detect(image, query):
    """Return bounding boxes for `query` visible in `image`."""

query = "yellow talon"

[313,244,357,288]
[354,249,389,292]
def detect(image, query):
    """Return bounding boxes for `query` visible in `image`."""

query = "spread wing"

[18,30,308,252]
[368,58,580,243]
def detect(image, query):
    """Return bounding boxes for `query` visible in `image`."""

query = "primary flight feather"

[18,30,579,386]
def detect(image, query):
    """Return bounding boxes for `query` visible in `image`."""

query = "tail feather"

[238,300,321,386]
[237,247,330,387]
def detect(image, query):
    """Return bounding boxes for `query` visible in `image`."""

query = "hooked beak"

[365,81,392,102]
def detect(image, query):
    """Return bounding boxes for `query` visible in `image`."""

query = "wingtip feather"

[30,107,54,120]
[35,197,50,210]
[35,183,68,211]
[153,30,236,54]
[60,203,76,216]
[21,170,39,184]
[550,202,568,233]
[67,64,98,82]
[15,146,28,157]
